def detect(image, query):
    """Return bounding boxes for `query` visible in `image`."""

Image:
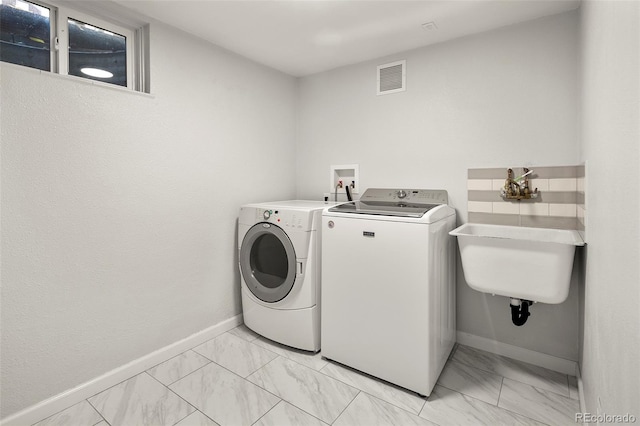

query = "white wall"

[297,11,581,359]
[7,2,636,418]
[579,0,639,417]
[0,22,297,416]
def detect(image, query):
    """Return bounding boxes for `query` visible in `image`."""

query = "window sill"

[1,62,155,99]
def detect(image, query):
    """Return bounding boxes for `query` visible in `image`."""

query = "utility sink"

[450,223,584,304]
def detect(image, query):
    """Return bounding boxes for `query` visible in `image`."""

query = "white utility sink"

[450,223,584,304]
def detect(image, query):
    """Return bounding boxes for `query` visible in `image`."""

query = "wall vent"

[377,60,406,95]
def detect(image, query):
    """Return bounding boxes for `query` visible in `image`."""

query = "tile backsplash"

[468,165,586,231]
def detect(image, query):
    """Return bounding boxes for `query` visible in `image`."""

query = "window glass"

[68,17,126,87]
[0,0,50,71]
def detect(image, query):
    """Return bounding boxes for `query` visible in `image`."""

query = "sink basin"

[450,223,584,304]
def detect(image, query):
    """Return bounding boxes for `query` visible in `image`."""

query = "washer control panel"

[360,188,449,204]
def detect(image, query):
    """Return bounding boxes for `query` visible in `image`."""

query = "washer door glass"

[240,222,297,303]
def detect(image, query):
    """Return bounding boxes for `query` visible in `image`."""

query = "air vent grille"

[377,60,406,95]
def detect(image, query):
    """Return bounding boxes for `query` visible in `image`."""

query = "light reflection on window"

[68,17,127,87]
[0,0,51,71]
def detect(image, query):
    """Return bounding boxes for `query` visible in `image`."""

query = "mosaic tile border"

[468,165,586,231]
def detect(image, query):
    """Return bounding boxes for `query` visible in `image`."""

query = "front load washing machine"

[238,200,336,352]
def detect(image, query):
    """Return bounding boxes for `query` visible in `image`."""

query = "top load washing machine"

[321,188,456,396]
[238,200,337,352]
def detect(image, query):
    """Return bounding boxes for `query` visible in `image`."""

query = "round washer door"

[240,222,297,303]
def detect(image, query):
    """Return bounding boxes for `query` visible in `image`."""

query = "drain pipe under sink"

[510,298,533,326]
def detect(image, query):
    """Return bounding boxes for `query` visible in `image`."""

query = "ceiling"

[111,0,581,77]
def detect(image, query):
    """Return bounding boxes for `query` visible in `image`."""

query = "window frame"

[58,7,134,89]
[2,0,142,91]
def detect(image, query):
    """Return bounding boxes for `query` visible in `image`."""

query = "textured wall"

[296,11,581,360]
[0,21,297,416]
[579,0,640,418]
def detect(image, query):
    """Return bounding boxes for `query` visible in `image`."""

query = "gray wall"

[0,22,297,416]
[579,0,639,417]
[296,11,581,360]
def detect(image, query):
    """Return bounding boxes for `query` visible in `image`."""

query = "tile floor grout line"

[171,356,285,426]
[167,407,196,426]
[245,355,359,425]
[190,334,274,376]
[498,406,554,426]
[246,353,283,380]
[329,390,362,425]
[148,348,212,383]
[249,399,283,426]
[84,358,202,408]
[251,335,319,357]
[30,402,79,426]
[505,376,580,402]
[451,353,572,399]
[435,382,492,405]
[253,397,330,426]
[316,358,426,416]
[242,351,281,379]
[191,345,214,362]
[249,337,329,372]
[456,345,570,378]
[500,378,580,425]
[247,336,298,360]
[431,383,553,426]
[147,363,252,426]
[31,399,110,426]
[435,383,497,406]
[359,389,428,418]
[448,343,459,360]
[417,392,428,416]
[159,357,213,387]
[145,347,201,374]
[228,325,260,343]
[197,410,219,426]
[83,370,150,405]
[187,354,274,385]
[221,354,287,403]
[142,371,199,419]
[499,375,573,400]
[344,391,437,426]
[85,396,110,426]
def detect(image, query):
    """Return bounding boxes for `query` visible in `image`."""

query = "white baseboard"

[1,314,242,426]
[456,331,578,375]
[576,363,587,413]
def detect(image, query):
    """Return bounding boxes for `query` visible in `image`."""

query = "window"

[67,18,128,87]
[0,0,51,71]
[0,0,144,90]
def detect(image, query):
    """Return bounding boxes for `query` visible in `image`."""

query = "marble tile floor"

[33,325,580,426]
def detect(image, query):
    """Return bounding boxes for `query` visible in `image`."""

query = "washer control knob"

[263,210,271,220]
[397,190,407,199]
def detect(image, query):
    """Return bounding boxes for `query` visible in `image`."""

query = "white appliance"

[321,188,456,396]
[238,200,336,352]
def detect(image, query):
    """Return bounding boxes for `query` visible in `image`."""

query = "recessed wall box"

[330,164,359,195]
